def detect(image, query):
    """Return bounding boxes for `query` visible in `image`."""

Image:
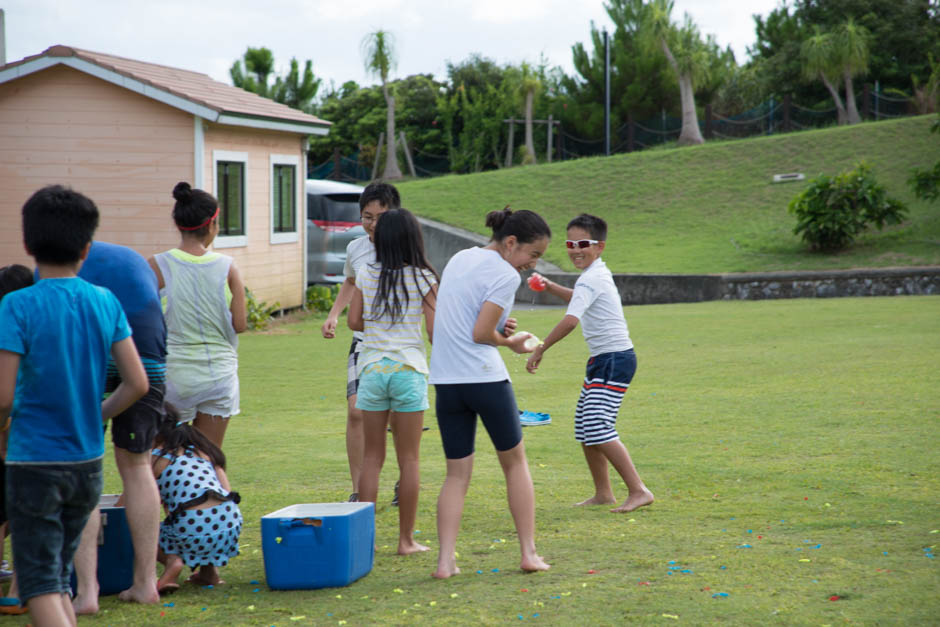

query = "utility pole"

[604,28,610,156]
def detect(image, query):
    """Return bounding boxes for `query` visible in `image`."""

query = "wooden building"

[0,45,330,308]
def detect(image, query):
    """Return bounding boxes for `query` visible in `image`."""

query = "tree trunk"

[843,73,861,124]
[820,73,847,125]
[381,82,402,180]
[661,39,704,146]
[523,89,536,164]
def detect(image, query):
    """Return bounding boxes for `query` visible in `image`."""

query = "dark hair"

[370,208,438,324]
[0,265,34,301]
[172,182,218,238]
[359,182,401,211]
[567,214,607,241]
[485,206,551,244]
[22,185,99,264]
[153,404,226,470]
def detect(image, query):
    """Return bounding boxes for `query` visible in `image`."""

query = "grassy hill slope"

[399,115,939,274]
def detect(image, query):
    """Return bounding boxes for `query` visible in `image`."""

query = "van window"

[307,193,362,224]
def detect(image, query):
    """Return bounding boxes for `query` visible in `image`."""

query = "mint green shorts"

[356,358,429,412]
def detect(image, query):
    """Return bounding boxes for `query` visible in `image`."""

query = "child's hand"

[321,316,338,338]
[526,345,545,373]
[502,317,518,337]
[506,332,535,354]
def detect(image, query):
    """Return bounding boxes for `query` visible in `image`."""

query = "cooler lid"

[262,503,374,519]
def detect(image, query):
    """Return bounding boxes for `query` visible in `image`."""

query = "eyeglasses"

[565,239,599,249]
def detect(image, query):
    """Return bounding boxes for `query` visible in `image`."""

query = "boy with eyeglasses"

[524,213,654,513]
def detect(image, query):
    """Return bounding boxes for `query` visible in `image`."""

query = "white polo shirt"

[429,247,519,384]
[344,236,375,342]
[565,257,632,356]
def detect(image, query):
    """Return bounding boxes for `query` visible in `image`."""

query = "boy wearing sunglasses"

[525,214,654,513]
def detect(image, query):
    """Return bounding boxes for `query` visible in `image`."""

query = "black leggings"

[435,381,522,459]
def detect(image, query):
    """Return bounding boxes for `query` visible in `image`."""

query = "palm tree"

[645,0,706,146]
[834,19,870,124]
[519,63,541,164]
[230,47,275,98]
[801,27,847,125]
[361,30,402,180]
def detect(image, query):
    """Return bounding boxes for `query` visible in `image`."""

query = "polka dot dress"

[154,447,242,567]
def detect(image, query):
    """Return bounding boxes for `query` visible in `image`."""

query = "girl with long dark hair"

[347,208,438,555]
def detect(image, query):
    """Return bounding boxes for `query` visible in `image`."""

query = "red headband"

[179,206,220,231]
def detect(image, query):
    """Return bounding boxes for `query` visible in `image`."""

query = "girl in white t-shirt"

[428,207,552,579]
[348,209,437,555]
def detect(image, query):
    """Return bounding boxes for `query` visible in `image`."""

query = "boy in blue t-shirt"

[525,214,654,514]
[0,185,149,625]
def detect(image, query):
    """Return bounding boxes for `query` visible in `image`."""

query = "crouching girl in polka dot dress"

[151,406,242,593]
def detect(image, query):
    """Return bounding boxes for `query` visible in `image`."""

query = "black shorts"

[107,382,165,453]
[434,381,522,459]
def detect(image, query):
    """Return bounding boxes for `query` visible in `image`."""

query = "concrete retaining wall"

[417,216,939,305]
[523,267,940,305]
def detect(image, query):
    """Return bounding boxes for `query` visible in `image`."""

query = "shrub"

[245,287,280,331]
[788,162,907,252]
[306,283,340,313]
[907,115,939,203]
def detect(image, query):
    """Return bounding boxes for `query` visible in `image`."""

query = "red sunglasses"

[565,239,599,249]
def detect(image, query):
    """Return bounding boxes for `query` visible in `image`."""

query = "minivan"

[306,179,365,284]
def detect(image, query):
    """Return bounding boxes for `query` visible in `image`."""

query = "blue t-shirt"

[0,277,132,463]
[78,241,167,384]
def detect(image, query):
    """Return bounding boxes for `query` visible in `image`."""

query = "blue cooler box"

[69,494,134,596]
[261,503,375,590]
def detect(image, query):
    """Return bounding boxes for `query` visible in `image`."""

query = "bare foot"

[187,567,223,586]
[118,584,160,604]
[398,539,431,555]
[521,554,551,572]
[576,495,616,506]
[157,555,184,594]
[72,593,98,616]
[431,556,460,579]
[611,488,655,513]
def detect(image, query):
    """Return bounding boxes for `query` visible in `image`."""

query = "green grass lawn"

[398,115,940,274]
[6,297,938,625]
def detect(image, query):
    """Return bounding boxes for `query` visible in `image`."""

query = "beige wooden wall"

[0,64,190,266]
[203,123,305,309]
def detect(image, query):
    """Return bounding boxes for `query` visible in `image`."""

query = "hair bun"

[172,181,193,202]
[485,205,513,232]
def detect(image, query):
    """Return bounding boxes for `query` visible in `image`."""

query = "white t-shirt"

[429,247,520,384]
[344,236,375,342]
[565,257,633,356]
[356,263,437,375]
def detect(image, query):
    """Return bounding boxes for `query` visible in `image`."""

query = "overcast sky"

[3,0,782,90]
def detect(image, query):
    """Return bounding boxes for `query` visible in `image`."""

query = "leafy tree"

[562,0,677,141]
[361,30,402,180]
[231,47,275,98]
[751,0,940,106]
[801,27,848,123]
[230,47,320,113]
[642,0,711,145]
[800,20,870,124]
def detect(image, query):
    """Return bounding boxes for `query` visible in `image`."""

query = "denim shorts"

[356,358,429,412]
[6,460,103,602]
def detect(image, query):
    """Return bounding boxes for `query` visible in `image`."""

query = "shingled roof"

[0,45,331,135]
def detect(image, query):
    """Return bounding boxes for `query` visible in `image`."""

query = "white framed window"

[269,154,299,244]
[213,150,249,248]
